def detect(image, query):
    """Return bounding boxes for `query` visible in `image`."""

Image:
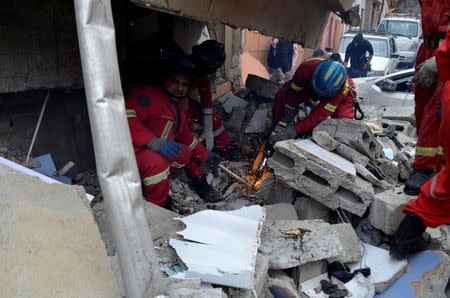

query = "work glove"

[269,124,298,144]
[205,151,222,175]
[201,113,214,150]
[147,138,182,161]
[413,56,437,88]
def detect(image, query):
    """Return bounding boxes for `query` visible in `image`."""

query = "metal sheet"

[73,1,165,296]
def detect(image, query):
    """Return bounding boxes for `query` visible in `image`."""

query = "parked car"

[339,31,400,77]
[377,14,422,68]
[353,68,415,106]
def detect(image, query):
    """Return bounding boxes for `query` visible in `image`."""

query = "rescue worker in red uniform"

[270,57,355,142]
[404,0,450,195]
[186,40,230,151]
[126,57,222,208]
[390,26,450,259]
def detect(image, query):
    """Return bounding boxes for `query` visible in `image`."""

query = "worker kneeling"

[126,57,222,209]
[270,58,356,143]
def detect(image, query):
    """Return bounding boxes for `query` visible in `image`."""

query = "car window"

[378,20,419,38]
[339,36,388,58]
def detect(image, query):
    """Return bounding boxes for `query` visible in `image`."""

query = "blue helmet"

[311,60,347,98]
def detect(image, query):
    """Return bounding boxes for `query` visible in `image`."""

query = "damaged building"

[2,0,450,298]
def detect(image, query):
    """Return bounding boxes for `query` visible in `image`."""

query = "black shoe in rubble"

[191,174,223,203]
[389,213,431,259]
[404,169,435,195]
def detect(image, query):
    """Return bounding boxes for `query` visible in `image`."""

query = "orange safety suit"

[126,85,208,206]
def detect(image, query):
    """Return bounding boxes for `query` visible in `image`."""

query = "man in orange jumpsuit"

[186,40,230,152]
[390,26,450,259]
[404,0,450,195]
[270,57,355,142]
[126,57,222,208]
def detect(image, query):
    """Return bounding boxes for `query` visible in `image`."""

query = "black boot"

[404,169,435,195]
[389,212,431,259]
[191,174,223,203]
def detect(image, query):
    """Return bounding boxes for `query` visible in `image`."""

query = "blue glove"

[148,138,182,160]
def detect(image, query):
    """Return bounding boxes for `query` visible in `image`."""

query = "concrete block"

[0,173,119,297]
[314,119,384,161]
[312,130,340,151]
[369,185,415,235]
[265,203,299,220]
[255,175,296,204]
[379,250,450,297]
[355,162,381,186]
[245,74,280,99]
[218,91,248,114]
[295,261,326,284]
[329,223,362,263]
[227,107,247,130]
[259,220,343,269]
[294,196,330,221]
[229,254,270,297]
[335,143,370,166]
[268,140,374,216]
[382,106,415,125]
[376,158,399,181]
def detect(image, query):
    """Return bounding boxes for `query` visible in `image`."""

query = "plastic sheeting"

[73,0,165,296]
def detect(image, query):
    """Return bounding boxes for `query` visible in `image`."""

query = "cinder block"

[314,119,384,161]
[369,186,415,235]
[312,130,340,151]
[294,196,330,221]
[268,139,374,216]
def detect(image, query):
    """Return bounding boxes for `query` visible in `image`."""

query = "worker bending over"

[270,57,356,143]
[390,27,450,259]
[126,57,222,209]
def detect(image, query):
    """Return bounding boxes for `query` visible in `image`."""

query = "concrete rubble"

[245,74,280,99]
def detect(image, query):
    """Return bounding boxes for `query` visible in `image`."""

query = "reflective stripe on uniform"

[304,57,325,62]
[213,125,225,137]
[161,121,173,140]
[430,175,448,200]
[202,108,213,115]
[188,138,198,150]
[324,103,337,113]
[333,73,344,87]
[290,82,303,92]
[143,167,170,186]
[324,63,337,82]
[415,146,444,157]
[171,162,185,169]
[126,109,137,118]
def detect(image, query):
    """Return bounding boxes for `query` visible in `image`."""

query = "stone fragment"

[382,106,415,125]
[335,143,370,166]
[329,223,362,263]
[268,139,374,216]
[294,196,330,221]
[245,74,280,99]
[294,261,326,284]
[369,185,415,235]
[265,203,299,220]
[376,158,399,181]
[312,130,340,151]
[218,91,248,114]
[395,152,413,180]
[314,119,384,161]
[259,220,343,269]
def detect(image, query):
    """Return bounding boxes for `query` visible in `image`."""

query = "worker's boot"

[389,212,430,259]
[404,169,435,195]
[191,174,223,203]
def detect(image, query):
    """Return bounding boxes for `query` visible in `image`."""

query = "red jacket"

[419,0,450,40]
[189,74,213,110]
[273,57,355,134]
[125,85,201,153]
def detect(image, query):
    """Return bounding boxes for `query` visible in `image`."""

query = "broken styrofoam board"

[293,139,356,176]
[170,206,265,289]
[0,156,94,202]
[348,243,407,293]
[375,250,450,297]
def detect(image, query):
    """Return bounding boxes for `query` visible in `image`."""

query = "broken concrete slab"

[314,119,384,161]
[428,225,450,254]
[312,130,340,151]
[244,108,268,134]
[268,139,374,216]
[355,162,381,186]
[378,250,450,297]
[376,158,399,181]
[348,243,407,293]
[329,223,362,263]
[218,91,248,114]
[295,261,326,284]
[369,185,415,235]
[265,203,299,220]
[227,107,247,130]
[294,196,330,221]
[228,254,270,298]
[382,106,415,125]
[0,173,119,297]
[259,220,343,269]
[245,74,280,99]
[255,174,296,204]
[335,143,370,166]
[143,201,185,241]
